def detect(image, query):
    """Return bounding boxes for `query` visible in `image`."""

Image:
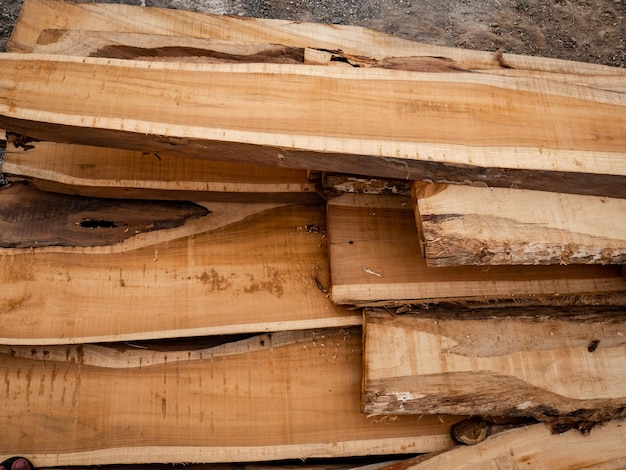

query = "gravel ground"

[1,0,625,67]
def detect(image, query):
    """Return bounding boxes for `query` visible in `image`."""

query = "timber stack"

[1,0,625,467]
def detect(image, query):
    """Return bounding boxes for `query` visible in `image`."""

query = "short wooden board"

[327,194,626,306]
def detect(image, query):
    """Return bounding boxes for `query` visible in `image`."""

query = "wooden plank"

[0,54,625,198]
[327,194,626,306]
[1,136,320,203]
[363,308,626,428]
[11,0,626,77]
[0,194,359,344]
[380,420,626,470]
[413,182,626,266]
[0,328,461,465]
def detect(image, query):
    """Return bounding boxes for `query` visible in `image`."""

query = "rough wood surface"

[0,328,461,465]
[0,201,359,344]
[11,0,626,76]
[363,308,626,428]
[0,53,625,197]
[381,420,626,470]
[1,136,320,203]
[413,182,626,266]
[0,182,210,247]
[327,194,626,306]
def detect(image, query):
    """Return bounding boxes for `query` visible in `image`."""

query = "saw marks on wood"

[327,194,626,306]
[0,202,359,344]
[0,328,460,465]
[2,137,319,202]
[413,182,626,266]
[0,54,625,197]
[362,308,626,426]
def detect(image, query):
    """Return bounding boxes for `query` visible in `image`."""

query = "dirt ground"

[0,0,624,67]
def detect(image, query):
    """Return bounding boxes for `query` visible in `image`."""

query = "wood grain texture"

[413,182,626,266]
[0,54,625,197]
[381,420,626,470]
[0,201,359,344]
[2,137,320,203]
[327,194,626,306]
[11,0,626,76]
[363,309,626,424]
[0,328,461,465]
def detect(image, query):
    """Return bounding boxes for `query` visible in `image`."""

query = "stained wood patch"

[413,182,626,266]
[362,308,626,429]
[0,182,209,248]
[0,328,460,465]
[327,194,626,306]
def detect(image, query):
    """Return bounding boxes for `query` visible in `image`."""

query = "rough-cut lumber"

[363,308,626,428]
[0,328,461,465]
[413,182,626,266]
[0,199,359,344]
[380,420,626,470]
[327,194,626,306]
[12,0,626,76]
[0,54,625,198]
[1,136,320,203]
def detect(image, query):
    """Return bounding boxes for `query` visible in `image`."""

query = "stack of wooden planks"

[0,0,625,467]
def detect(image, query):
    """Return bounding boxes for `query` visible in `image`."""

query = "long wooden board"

[0,193,358,344]
[381,420,626,470]
[0,328,461,465]
[11,0,626,76]
[362,308,626,427]
[413,182,626,266]
[327,194,626,306]
[1,136,320,203]
[0,53,625,198]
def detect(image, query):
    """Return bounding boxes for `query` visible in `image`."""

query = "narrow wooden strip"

[363,308,626,424]
[380,420,626,470]
[0,200,359,344]
[0,54,624,198]
[413,182,626,266]
[0,328,460,464]
[327,194,626,306]
[1,137,320,203]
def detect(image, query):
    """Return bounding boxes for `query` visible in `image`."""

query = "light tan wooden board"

[362,309,626,421]
[0,201,361,344]
[1,54,625,198]
[1,137,319,203]
[11,0,626,77]
[0,328,461,465]
[381,420,626,470]
[327,194,626,306]
[30,29,626,93]
[413,182,626,266]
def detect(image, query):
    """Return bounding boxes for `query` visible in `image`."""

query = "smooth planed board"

[0,328,462,465]
[0,194,359,344]
[1,136,320,203]
[380,420,626,470]
[326,194,626,306]
[0,54,625,197]
[413,182,626,266]
[363,308,626,425]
